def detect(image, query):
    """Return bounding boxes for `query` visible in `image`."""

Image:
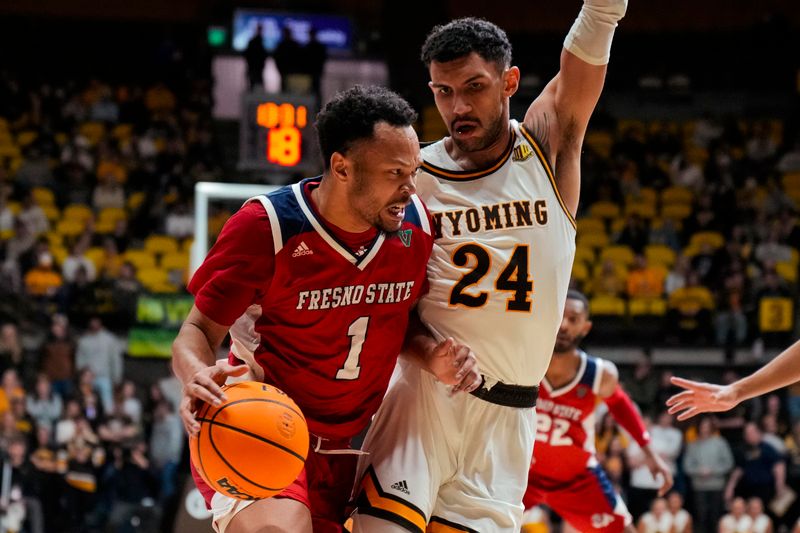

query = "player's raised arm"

[668,339,800,420]
[524,0,627,216]
[598,360,674,495]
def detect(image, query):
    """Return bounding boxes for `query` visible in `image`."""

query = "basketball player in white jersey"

[352,2,629,531]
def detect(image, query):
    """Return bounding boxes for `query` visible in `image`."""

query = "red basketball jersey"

[532,351,604,481]
[189,177,433,442]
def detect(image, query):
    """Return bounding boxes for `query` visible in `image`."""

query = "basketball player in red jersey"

[172,85,481,533]
[523,291,673,533]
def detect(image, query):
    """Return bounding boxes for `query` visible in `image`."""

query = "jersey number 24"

[449,243,533,312]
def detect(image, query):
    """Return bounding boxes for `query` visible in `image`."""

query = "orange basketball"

[189,381,309,500]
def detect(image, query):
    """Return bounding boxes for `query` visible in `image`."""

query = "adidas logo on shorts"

[292,241,313,257]
[390,480,410,495]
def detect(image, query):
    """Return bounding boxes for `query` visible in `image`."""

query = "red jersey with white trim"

[188,177,433,441]
[532,351,604,481]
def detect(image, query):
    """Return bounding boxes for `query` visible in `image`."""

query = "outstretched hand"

[425,337,482,394]
[179,359,249,435]
[666,376,739,421]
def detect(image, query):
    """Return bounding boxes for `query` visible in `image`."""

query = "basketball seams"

[222,384,307,422]
[206,420,287,492]
[197,415,307,462]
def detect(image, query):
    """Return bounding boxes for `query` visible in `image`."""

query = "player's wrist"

[564,0,627,66]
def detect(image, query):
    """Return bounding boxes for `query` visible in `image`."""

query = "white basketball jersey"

[416,119,576,386]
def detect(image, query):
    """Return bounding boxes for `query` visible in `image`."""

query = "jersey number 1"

[336,316,370,380]
[450,244,533,311]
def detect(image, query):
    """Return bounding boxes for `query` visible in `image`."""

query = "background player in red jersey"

[171,85,480,533]
[524,290,673,533]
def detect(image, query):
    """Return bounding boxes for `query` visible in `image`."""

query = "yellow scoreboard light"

[240,93,320,174]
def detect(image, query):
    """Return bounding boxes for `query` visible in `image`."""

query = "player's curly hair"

[316,85,417,169]
[421,17,512,70]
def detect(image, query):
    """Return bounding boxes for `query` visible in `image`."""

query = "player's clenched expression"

[348,123,421,233]
[553,298,593,354]
[429,52,519,153]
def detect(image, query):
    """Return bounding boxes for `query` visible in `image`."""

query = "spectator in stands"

[106,439,156,531]
[97,397,139,445]
[25,374,62,433]
[746,121,778,163]
[617,214,649,254]
[91,173,125,211]
[719,497,753,533]
[690,242,717,286]
[761,413,788,456]
[627,411,683,519]
[626,354,659,417]
[777,139,800,173]
[303,27,328,103]
[0,192,14,235]
[637,496,673,533]
[0,435,45,533]
[16,191,49,236]
[755,225,794,267]
[40,314,75,399]
[0,368,25,416]
[274,25,305,93]
[747,497,773,533]
[16,146,54,190]
[665,255,690,296]
[23,251,62,303]
[61,239,96,283]
[683,415,734,533]
[55,398,82,446]
[60,263,102,327]
[109,262,141,331]
[28,424,61,530]
[74,367,104,426]
[148,399,182,502]
[666,270,714,343]
[0,322,23,374]
[63,417,104,531]
[244,24,268,90]
[726,422,786,508]
[2,218,37,291]
[649,217,682,252]
[592,258,626,297]
[715,268,749,350]
[118,380,141,425]
[626,254,665,299]
[667,491,691,533]
[144,82,176,116]
[89,85,119,123]
[75,317,123,412]
[163,199,193,239]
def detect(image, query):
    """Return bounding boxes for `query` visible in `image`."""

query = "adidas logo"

[292,241,314,257]
[390,480,410,495]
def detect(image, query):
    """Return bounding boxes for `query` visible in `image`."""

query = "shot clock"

[239,92,321,175]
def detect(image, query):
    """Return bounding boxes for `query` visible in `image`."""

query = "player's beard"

[351,171,408,233]
[451,108,506,153]
[553,332,585,354]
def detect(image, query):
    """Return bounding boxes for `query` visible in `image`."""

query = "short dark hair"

[421,18,512,70]
[315,85,417,169]
[566,289,590,317]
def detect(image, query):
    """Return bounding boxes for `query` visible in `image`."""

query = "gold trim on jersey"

[518,124,578,230]
[356,467,427,533]
[427,516,481,533]
[421,130,515,181]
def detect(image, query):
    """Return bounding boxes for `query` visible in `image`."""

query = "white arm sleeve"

[564,0,628,66]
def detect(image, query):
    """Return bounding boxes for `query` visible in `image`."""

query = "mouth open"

[386,203,407,221]
[453,120,479,136]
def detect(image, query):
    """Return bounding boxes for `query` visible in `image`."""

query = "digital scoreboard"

[239,92,321,175]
